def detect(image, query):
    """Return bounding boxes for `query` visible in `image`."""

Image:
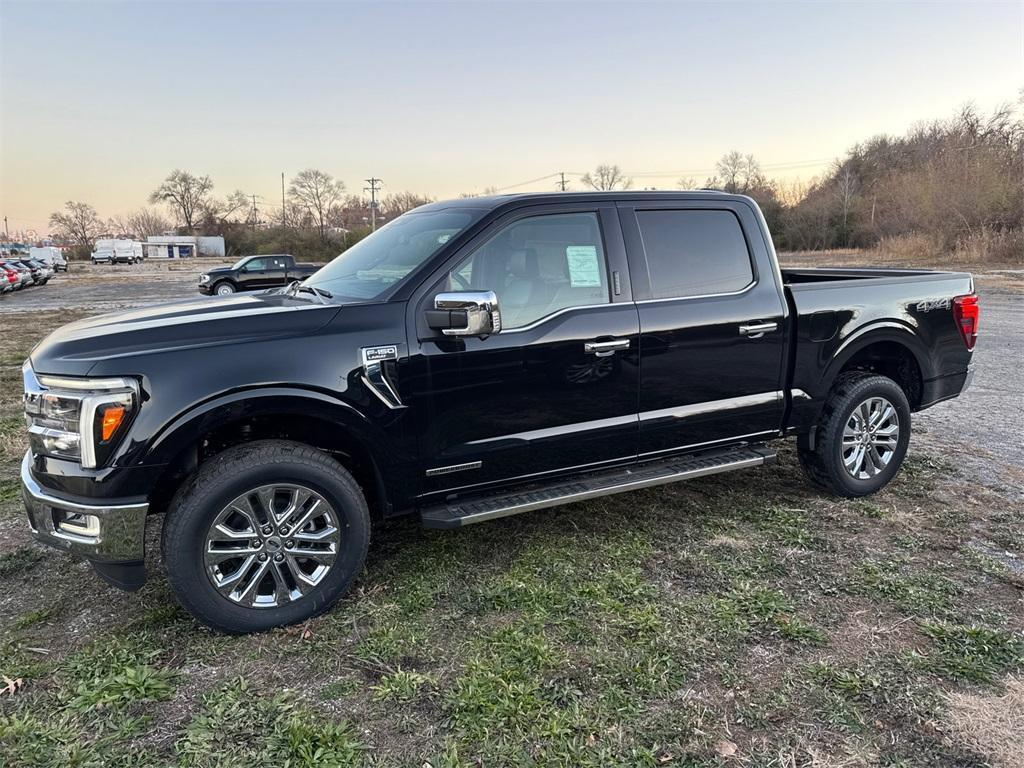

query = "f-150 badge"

[362,345,398,364]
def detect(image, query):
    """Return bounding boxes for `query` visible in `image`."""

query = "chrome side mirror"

[429,290,501,337]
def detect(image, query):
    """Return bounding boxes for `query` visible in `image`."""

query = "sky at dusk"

[1,0,1021,235]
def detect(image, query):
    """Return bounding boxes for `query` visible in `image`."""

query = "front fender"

[142,386,391,468]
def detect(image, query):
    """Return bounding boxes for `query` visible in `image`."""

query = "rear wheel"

[797,372,911,497]
[163,440,370,633]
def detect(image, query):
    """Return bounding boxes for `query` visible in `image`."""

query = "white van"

[92,238,142,265]
[29,246,68,272]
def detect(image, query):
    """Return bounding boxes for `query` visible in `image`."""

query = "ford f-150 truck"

[198,253,320,295]
[21,192,977,633]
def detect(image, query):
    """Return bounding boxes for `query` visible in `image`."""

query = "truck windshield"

[305,208,484,302]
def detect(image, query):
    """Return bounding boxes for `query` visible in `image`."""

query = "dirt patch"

[943,677,1024,768]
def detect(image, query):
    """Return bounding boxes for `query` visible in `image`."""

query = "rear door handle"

[738,321,778,338]
[584,339,630,357]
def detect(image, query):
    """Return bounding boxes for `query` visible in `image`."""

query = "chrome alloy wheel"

[842,396,900,480]
[204,484,341,608]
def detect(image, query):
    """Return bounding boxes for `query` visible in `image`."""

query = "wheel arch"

[820,323,933,409]
[145,388,394,520]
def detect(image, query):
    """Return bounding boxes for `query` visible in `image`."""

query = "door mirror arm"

[428,291,501,338]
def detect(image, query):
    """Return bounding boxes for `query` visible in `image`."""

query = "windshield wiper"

[300,285,333,303]
[285,280,333,304]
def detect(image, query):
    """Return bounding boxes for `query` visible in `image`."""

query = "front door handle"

[584,339,630,357]
[738,321,778,339]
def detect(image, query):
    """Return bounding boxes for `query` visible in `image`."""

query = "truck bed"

[781,266,975,433]
[782,266,951,285]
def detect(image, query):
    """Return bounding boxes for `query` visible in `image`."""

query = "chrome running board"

[421,445,775,529]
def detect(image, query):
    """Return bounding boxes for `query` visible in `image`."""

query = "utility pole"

[250,194,259,230]
[281,172,287,227]
[3,216,8,238]
[364,177,382,231]
[557,172,568,192]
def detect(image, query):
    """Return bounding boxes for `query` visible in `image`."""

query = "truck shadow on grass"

[1,444,1022,767]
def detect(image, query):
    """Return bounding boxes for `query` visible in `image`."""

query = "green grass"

[0,435,1019,765]
[177,678,363,768]
[0,477,20,503]
[0,545,43,578]
[62,635,177,712]
[371,667,434,702]
[12,607,54,630]
[855,560,961,617]
[912,622,1024,683]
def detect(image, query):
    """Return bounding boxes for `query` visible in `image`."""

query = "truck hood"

[30,293,341,376]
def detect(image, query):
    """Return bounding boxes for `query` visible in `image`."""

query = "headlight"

[23,362,138,468]
[199,274,210,283]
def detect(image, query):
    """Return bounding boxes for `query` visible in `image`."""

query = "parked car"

[15,259,50,285]
[2,260,34,288]
[198,254,320,295]
[1,264,15,293]
[21,191,977,633]
[29,246,68,272]
[2,261,25,291]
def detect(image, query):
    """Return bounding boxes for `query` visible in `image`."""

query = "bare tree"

[833,165,859,246]
[218,190,252,225]
[127,208,172,237]
[107,208,173,238]
[149,170,214,230]
[710,151,766,193]
[289,169,345,240]
[49,201,103,252]
[380,192,432,219]
[581,165,632,191]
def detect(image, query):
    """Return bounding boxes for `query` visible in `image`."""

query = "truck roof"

[415,189,746,214]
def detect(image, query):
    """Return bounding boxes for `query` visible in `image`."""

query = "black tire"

[162,439,370,633]
[797,372,911,498]
[214,281,236,296]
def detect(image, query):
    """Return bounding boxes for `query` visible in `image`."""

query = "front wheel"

[162,440,370,633]
[214,281,236,296]
[797,372,911,498]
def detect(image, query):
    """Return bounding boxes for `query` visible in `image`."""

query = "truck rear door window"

[635,210,753,299]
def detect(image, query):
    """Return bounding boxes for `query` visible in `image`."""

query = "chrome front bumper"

[21,451,148,563]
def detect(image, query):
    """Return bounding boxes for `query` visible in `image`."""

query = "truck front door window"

[447,212,610,329]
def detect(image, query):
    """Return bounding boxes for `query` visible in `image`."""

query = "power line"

[490,173,561,193]
[364,177,383,231]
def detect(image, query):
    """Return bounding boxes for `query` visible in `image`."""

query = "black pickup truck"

[198,253,320,295]
[21,192,977,633]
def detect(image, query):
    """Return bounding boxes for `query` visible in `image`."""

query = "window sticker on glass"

[565,245,602,287]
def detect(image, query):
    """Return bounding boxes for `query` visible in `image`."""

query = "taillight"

[953,294,979,350]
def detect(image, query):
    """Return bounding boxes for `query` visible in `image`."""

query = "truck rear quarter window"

[636,209,754,299]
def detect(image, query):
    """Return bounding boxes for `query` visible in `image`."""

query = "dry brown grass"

[944,677,1024,768]
[780,230,1024,271]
